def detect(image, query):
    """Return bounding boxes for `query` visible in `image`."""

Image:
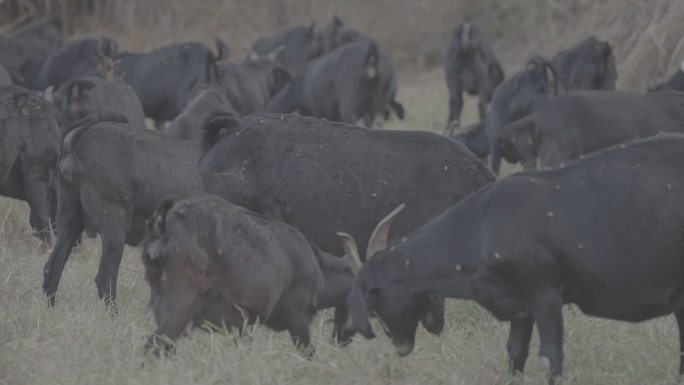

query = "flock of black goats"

[1,14,684,384]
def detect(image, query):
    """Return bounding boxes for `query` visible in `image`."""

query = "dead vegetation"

[2,1,682,90]
[2,0,682,91]
[487,0,684,91]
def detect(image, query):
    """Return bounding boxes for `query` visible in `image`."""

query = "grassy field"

[0,68,681,385]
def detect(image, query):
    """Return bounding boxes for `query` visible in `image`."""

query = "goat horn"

[366,203,405,259]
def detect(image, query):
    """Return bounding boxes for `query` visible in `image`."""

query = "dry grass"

[53,0,683,91]
[0,177,680,385]
[6,1,683,88]
[61,0,483,68]
[0,72,680,384]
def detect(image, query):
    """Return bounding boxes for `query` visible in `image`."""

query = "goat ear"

[337,232,362,274]
[99,36,118,57]
[201,112,241,154]
[421,296,445,335]
[346,277,375,339]
[215,37,229,61]
[489,62,503,81]
[150,198,176,237]
[77,79,95,92]
[603,41,613,56]
[206,113,240,136]
[391,99,405,120]
[66,82,78,105]
[332,15,344,30]
[270,66,291,96]
[67,79,94,106]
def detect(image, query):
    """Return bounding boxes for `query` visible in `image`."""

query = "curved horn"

[43,86,54,103]
[544,61,559,96]
[242,47,260,61]
[366,203,405,259]
[266,45,285,61]
[337,232,362,274]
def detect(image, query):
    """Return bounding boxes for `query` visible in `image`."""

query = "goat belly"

[470,272,528,320]
[570,286,680,322]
